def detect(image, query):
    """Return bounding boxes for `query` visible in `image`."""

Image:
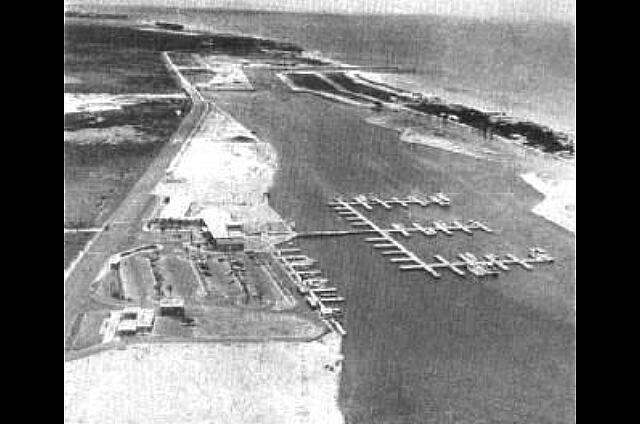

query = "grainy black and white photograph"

[64,1,576,422]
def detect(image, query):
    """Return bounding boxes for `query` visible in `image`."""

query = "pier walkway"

[327,193,451,210]
[329,199,443,277]
[327,197,553,279]
[296,220,492,239]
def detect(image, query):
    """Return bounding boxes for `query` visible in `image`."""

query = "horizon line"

[65,3,575,25]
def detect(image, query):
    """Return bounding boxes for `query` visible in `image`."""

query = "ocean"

[112,6,575,134]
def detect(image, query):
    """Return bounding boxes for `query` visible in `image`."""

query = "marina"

[326,195,553,279]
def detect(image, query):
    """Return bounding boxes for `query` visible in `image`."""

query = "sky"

[72,0,576,23]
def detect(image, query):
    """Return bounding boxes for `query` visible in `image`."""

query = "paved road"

[64,53,208,344]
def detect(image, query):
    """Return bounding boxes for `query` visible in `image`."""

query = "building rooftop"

[160,297,185,308]
[136,309,155,327]
[199,207,244,239]
[117,319,138,333]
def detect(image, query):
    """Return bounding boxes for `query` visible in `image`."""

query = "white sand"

[64,93,186,114]
[65,335,344,424]
[521,169,575,233]
[196,56,254,90]
[154,106,286,234]
[399,128,486,159]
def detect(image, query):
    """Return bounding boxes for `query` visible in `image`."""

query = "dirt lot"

[64,25,188,267]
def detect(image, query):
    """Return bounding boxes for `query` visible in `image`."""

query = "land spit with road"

[65,15,574,424]
[65,18,345,424]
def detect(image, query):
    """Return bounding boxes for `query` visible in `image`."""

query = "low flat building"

[159,297,185,318]
[200,207,245,252]
[116,319,138,336]
[136,308,156,333]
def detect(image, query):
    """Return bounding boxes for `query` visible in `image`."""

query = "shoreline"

[274,66,576,233]
[521,170,576,233]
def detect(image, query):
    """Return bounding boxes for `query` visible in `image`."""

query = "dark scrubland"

[64,21,189,266]
[64,99,188,134]
[64,21,303,57]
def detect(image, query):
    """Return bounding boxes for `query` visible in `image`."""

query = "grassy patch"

[64,141,166,227]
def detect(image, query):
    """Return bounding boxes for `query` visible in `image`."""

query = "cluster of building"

[115,307,156,336]
[199,208,245,252]
[112,299,186,337]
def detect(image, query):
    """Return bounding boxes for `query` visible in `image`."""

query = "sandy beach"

[65,334,344,424]
[521,168,576,233]
[153,103,286,235]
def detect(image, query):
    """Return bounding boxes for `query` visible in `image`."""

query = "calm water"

[115,6,575,133]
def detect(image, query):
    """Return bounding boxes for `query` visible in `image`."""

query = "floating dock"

[406,248,554,278]
[326,200,552,280]
[328,199,443,277]
[327,193,451,210]
[273,248,347,336]
[297,220,492,240]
